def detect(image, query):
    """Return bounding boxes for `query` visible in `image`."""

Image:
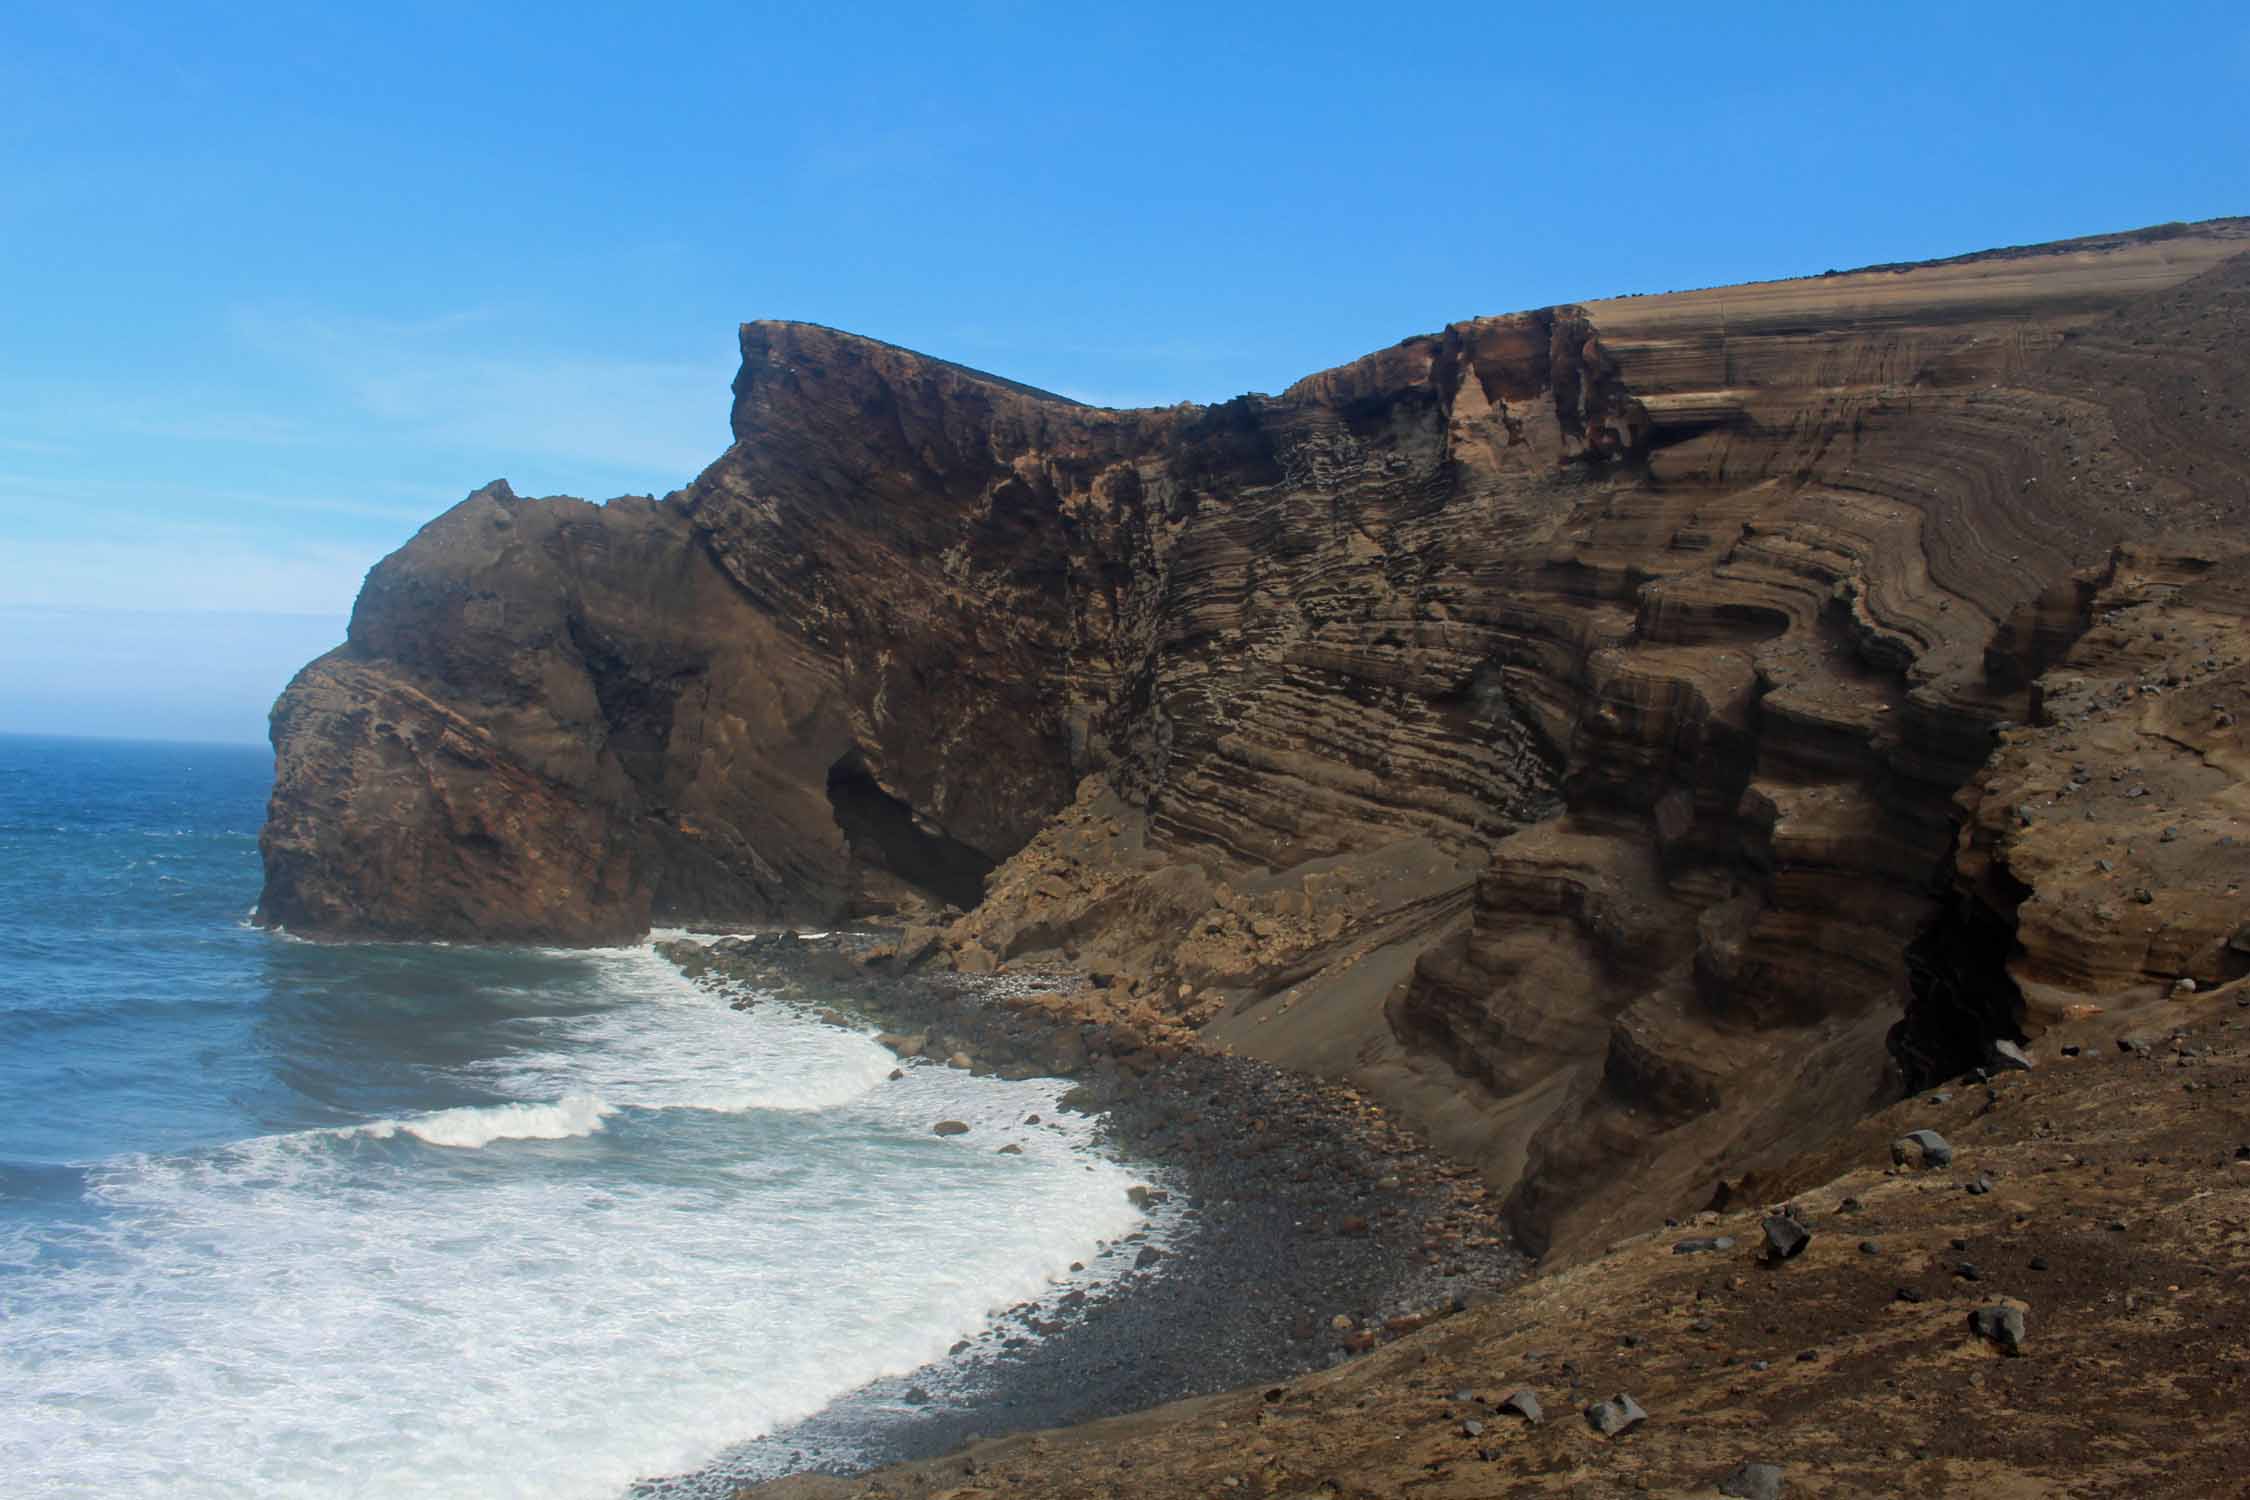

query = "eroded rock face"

[261,220,2250,1256]
[261,485,853,939]
[1932,540,2250,1041]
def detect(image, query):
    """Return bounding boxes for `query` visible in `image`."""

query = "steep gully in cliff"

[259,219,2250,1261]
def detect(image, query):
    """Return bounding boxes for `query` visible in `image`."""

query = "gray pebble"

[1720,1460,1786,1499]
[1584,1392,1647,1436]
[1892,1129,1954,1169]
[1989,1039,2035,1072]
[1673,1235,1736,1255]
[1499,1388,1543,1425]
[1762,1215,1811,1261]
[1968,1304,2027,1356]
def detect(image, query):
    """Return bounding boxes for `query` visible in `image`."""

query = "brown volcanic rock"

[1947,539,2250,1016]
[263,220,2250,1261]
[261,482,852,939]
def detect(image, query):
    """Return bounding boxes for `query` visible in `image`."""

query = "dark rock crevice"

[1891,888,2027,1092]
[826,749,997,913]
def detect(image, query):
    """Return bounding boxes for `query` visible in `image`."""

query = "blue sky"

[2,2,2245,744]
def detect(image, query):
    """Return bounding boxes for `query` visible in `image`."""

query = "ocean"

[0,734,1152,1499]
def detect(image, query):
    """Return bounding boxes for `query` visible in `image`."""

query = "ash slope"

[261,219,2250,1258]
[745,992,2250,1500]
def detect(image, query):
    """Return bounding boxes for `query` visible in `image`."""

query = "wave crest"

[362,1093,617,1150]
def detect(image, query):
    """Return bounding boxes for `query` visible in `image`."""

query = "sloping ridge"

[259,217,2250,1257]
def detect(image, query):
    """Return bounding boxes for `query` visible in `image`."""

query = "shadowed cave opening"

[1891,890,2026,1093]
[825,750,997,913]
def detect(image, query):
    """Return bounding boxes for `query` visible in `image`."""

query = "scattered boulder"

[1719,1460,1787,1499]
[932,1120,971,1136]
[1584,1393,1647,1436]
[1892,1129,1955,1169]
[996,1143,1023,1155]
[1134,1246,1165,1268]
[1672,1235,1736,1255]
[1499,1389,1543,1425]
[1989,1039,2035,1072]
[1969,1303,2029,1356]
[896,927,943,968]
[1762,1215,1811,1261]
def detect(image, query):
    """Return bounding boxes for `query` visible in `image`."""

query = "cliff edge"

[260,218,2250,1257]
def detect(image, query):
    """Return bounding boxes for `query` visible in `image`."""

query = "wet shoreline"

[636,932,1525,1494]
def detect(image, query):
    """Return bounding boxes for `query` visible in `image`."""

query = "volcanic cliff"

[261,219,2250,1258]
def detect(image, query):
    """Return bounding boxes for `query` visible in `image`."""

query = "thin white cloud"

[0,471,435,525]
[230,305,735,483]
[0,603,349,744]
[119,409,316,446]
[0,379,316,450]
[0,528,385,614]
[790,122,981,185]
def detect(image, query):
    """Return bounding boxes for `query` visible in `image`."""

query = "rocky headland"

[259,217,2250,1491]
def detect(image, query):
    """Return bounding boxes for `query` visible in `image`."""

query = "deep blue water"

[0,735,1146,1499]
[0,736,284,1168]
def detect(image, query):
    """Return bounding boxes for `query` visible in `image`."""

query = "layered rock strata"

[261,219,2250,1256]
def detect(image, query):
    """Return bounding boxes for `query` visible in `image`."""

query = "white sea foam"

[362,1091,618,1148]
[0,943,1150,1500]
